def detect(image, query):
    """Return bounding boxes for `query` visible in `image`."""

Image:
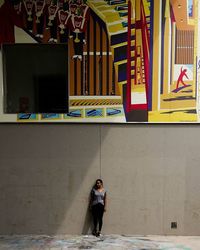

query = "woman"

[90,179,107,237]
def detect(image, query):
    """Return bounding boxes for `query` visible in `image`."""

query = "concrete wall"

[0,124,200,235]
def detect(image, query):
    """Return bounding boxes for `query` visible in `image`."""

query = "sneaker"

[96,231,101,237]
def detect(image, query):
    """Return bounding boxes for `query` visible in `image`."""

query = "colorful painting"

[0,0,200,123]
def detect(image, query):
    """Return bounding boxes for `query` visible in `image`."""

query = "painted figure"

[47,0,59,42]
[23,0,34,32]
[176,67,189,90]
[58,0,71,43]
[70,7,86,60]
[69,1,89,60]
[69,0,77,15]
[44,0,51,30]
[35,0,46,38]
[13,0,23,15]
[13,0,24,28]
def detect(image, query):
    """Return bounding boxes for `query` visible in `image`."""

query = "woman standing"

[90,179,107,237]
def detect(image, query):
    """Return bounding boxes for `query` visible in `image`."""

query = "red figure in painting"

[176,67,189,90]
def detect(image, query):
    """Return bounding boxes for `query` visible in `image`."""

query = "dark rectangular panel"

[2,43,69,113]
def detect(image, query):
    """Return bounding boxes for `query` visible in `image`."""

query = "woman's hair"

[94,179,103,189]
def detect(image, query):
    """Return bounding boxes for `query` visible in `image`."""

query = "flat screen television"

[2,43,69,114]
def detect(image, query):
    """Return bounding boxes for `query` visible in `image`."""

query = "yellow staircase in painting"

[87,0,128,35]
[87,0,151,98]
[87,0,130,96]
[133,0,150,87]
[129,0,150,106]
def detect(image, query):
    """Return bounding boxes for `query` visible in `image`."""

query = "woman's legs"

[92,205,98,234]
[98,204,104,232]
[92,204,104,235]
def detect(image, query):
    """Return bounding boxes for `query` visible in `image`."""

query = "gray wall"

[0,124,200,235]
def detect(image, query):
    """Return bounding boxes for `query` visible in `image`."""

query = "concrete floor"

[0,235,200,250]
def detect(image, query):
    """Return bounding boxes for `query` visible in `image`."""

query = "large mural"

[0,0,199,123]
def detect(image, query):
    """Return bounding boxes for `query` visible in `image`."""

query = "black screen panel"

[2,43,69,114]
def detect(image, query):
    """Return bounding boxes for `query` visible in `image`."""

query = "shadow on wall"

[82,193,93,235]
[0,124,108,235]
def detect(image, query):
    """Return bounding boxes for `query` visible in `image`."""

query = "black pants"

[92,203,104,232]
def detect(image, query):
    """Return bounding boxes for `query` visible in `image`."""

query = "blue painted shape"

[114,45,127,62]
[115,5,128,11]
[86,109,103,117]
[111,32,128,46]
[18,113,37,120]
[64,110,82,118]
[41,113,60,119]
[118,63,127,82]
[188,0,193,17]
[106,108,123,116]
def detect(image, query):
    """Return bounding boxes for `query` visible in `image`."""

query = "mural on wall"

[0,0,199,123]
